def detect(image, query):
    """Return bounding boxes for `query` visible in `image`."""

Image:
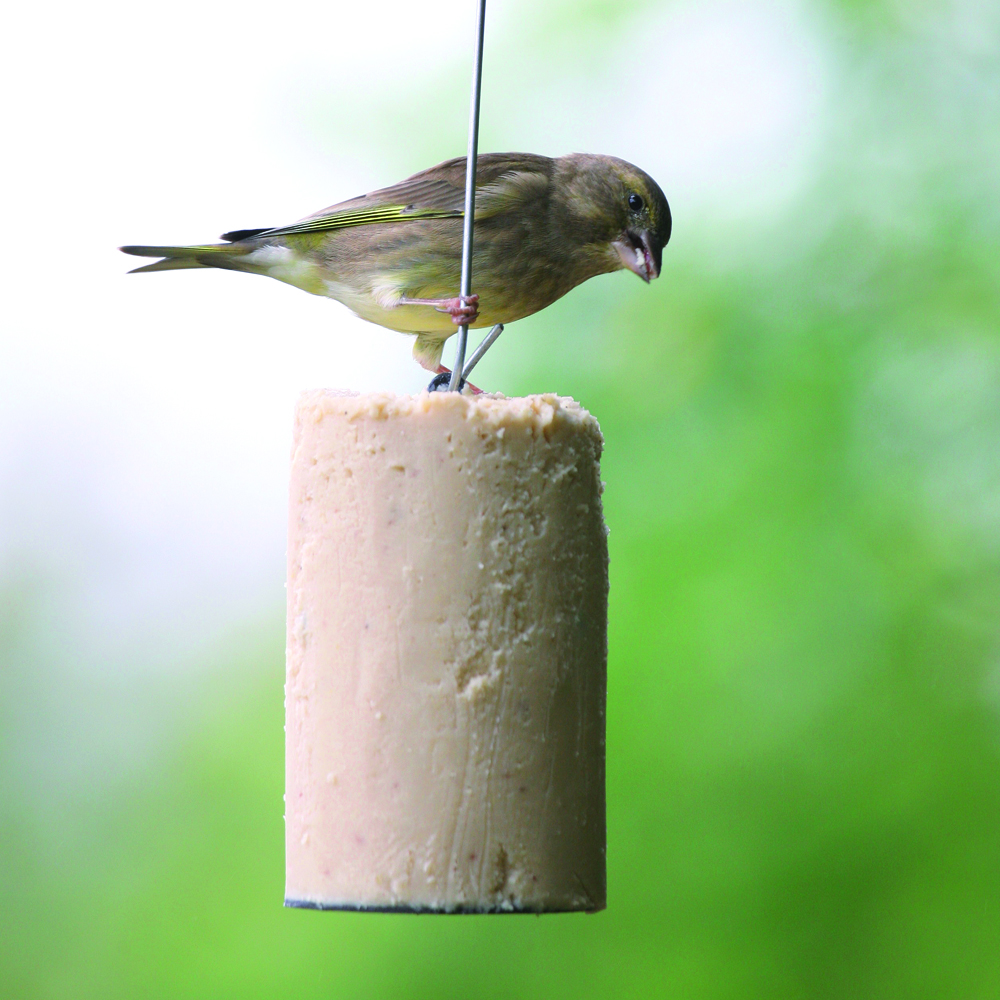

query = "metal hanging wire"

[448,0,489,391]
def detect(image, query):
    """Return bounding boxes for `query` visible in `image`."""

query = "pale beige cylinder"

[284,390,608,912]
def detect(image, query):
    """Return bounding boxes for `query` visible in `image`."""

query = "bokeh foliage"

[3,1,1000,996]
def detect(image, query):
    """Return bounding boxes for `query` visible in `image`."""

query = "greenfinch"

[121,152,671,374]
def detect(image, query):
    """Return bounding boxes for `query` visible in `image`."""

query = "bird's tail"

[122,253,209,274]
[119,230,272,274]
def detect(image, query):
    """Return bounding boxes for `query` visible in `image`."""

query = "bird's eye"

[628,193,644,212]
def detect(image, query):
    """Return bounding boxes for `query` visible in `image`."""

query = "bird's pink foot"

[400,294,480,326]
[436,294,479,326]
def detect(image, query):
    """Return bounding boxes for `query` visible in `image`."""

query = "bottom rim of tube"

[284,897,604,914]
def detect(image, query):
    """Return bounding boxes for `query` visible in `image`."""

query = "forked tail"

[119,229,272,274]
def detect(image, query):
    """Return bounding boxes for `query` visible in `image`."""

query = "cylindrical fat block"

[285,390,608,912]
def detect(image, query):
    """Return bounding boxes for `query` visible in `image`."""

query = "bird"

[120,152,671,379]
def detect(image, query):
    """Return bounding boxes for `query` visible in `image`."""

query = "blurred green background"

[3,0,1000,996]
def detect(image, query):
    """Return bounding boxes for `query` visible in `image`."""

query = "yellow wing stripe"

[261,205,461,238]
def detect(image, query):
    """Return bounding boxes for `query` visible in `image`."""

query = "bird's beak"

[612,229,660,283]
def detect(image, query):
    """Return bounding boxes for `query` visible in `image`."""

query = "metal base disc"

[284,898,599,914]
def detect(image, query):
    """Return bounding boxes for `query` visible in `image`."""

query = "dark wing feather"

[258,153,554,239]
[221,228,273,243]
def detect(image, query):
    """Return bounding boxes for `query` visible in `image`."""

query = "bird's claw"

[434,294,480,326]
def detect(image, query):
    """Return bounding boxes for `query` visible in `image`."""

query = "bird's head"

[559,154,672,283]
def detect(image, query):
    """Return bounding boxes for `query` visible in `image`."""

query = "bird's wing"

[257,153,552,239]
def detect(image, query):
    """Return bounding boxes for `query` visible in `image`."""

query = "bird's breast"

[293,214,599,330]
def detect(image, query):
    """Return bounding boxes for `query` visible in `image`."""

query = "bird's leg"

[399,294,480,326]
[427,364,483,394]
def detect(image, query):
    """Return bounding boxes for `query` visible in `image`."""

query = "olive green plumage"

[121,152,671,371]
